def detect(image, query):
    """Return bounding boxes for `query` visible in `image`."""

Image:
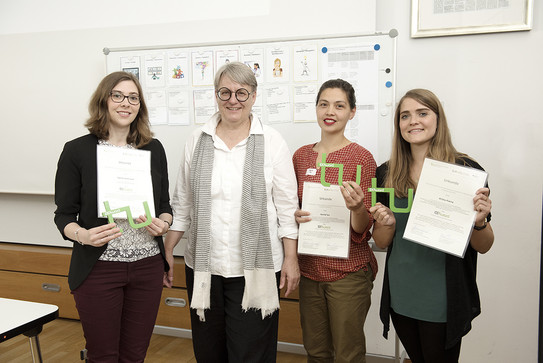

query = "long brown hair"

[85,71,153,148]
[386,88,467,197]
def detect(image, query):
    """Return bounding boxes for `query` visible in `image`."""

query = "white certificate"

[193,88,216,124]
[168,89,190,126]
[264,85,291,124]
[403,158,488,258]
[298,182,351,258]
[293,84,318,122]
[97,145,155,219]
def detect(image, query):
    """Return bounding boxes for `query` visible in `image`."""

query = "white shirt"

[171,113,299,277]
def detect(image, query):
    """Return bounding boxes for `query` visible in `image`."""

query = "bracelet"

[74,228,84,245]
[473,220,487,231]
[162,220,171,228]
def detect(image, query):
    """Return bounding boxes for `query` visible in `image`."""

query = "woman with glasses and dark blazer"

[54,71,172,363]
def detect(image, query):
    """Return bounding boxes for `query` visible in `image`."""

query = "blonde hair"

[386,89,468,197]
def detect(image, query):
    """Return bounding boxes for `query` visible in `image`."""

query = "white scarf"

[189,131,279,321]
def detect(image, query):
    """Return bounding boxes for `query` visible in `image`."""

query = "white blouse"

[170,113,299,277]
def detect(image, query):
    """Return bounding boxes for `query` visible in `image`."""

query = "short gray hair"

[214,62,257,92]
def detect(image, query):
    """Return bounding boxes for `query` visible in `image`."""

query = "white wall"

[0,0,376,194]
[0,0,374,249]
[0,0,542,361]
[377,1,543,362]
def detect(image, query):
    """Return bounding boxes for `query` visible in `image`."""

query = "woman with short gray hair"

[165,62,300,362]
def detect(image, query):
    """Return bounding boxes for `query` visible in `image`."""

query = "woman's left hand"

[340,181,365,212]
[136,215,169,236]
[473,187,492,224]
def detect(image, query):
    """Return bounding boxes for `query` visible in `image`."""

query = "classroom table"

[0,298,59,363]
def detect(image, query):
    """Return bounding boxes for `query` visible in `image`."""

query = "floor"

[0,318,307,362]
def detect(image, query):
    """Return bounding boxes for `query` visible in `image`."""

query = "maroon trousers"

[72,254,164,363]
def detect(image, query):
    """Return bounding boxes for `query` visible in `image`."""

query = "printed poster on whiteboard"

[192,51,214,86]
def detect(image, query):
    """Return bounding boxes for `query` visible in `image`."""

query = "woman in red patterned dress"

[292,79,377,363]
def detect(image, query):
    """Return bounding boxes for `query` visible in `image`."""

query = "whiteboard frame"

[104,30,398,177]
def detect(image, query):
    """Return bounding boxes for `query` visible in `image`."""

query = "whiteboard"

[104,32,397,194]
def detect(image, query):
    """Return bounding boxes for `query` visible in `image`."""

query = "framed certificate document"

[298,182,351,258]
[97,145,155,219]
[403,158,488,258]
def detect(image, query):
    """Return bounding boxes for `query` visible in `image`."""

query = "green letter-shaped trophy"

[368,178,413,213]
[318,153,362,187]
[101,201,153,232]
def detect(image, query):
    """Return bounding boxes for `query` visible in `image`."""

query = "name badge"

[306,168,317,176]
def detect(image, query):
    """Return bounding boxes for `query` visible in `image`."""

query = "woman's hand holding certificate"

[97,145,155,220]
[297,182,351,259]
[403,158,488,258]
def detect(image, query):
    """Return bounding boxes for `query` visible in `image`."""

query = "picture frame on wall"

[411,0,533,38]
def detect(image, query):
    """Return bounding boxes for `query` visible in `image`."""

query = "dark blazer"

[54,134,172,290]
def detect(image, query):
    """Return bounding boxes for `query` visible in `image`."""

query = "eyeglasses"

[216,87,253,102]
[110,91,140,105]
